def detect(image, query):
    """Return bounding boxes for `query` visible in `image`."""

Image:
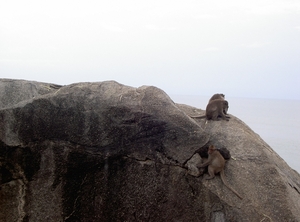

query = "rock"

[185,153,204,177]
[0,79,300,221]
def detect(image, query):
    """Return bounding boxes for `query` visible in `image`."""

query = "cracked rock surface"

[0,79,300,221]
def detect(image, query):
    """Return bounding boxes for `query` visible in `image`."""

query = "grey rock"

[185,153,204,177]
[0,79,300,222]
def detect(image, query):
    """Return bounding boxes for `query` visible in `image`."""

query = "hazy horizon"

[1,1,300,100]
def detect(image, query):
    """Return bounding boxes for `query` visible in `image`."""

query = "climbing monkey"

[198,145,243,199]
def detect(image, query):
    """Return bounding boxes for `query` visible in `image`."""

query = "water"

[170,95,300,174]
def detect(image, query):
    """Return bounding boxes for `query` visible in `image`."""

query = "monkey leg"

[205,166,215,180]
[220,113,230,121]
[211,115,220,121]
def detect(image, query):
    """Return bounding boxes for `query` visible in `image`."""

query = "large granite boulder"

[0,79,299,221]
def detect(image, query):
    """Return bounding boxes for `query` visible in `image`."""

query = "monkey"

[189,93,229,120]
[209,93,225,103]
[206,99,230,121]
[209,93,227,114]
[198,145,243,199]
[190,99,230,121]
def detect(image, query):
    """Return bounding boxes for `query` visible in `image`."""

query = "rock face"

[0,79,300,222]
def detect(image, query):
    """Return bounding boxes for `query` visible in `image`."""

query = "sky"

[1,0,300,100]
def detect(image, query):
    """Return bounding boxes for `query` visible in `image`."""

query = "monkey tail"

[190,115,206,119]
[220,170,243,199]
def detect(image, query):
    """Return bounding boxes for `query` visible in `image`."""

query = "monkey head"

[208,145,216,154]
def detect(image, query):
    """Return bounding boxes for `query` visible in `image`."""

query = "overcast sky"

[1,0,300,100]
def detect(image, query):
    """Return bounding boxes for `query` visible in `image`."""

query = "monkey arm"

[198,160,210,168]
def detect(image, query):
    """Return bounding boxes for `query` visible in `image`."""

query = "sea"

[170,95,300,174]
